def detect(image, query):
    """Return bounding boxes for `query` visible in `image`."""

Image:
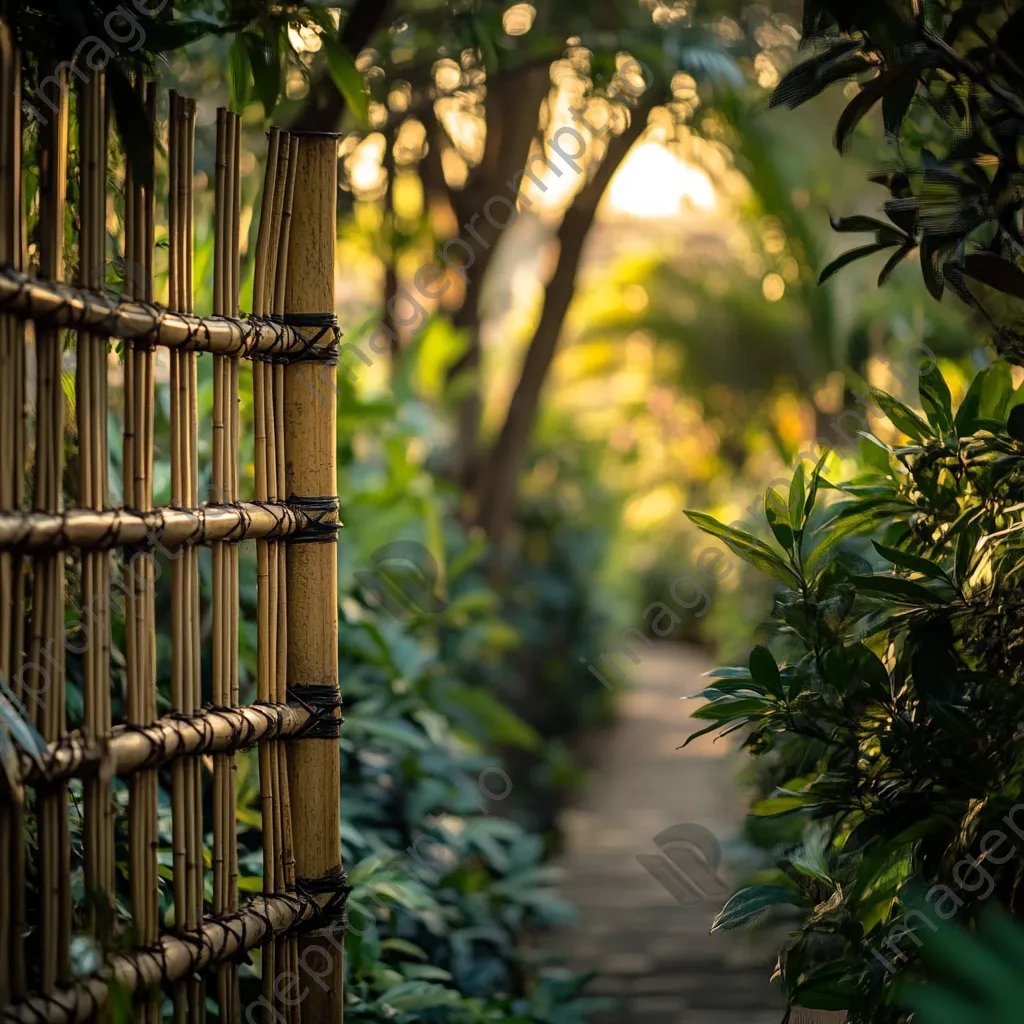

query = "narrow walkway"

[554,644,785,1024]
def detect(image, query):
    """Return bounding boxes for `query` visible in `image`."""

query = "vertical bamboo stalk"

[167,90,205,1024]
[212,106,242,1023]
[0,16,27,1010]
[27,60,72,993]
[273,137,301,1024]
[251,127,281,1024]
[284,132,343,1024]
[122,77,161,1024]
[78,67,115,949]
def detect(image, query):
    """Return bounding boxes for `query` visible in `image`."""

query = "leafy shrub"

[684,361,1024,1022]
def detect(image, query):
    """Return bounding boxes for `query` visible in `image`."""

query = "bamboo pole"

[212,106,242,1022]
[0,266,325,357]
[77,68,115,948]
[1,894,322,1024]
[123,78,160,1024]
[251,128,283,1024]
[0,15,27,1009]
[28,59,72,992]
[283,132,343,1023]
[0,500,308,552]
[18,702,314,787]
[272,136,301,1024]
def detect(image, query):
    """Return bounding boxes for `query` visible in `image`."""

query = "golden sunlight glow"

[503,3,536,35]
[349,134,387,195]
[762,273,785,301]
[607,142,717,218]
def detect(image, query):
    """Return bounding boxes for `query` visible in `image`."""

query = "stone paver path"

[553,644,786,1024]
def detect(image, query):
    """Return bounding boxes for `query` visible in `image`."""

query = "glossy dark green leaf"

[711,884,804,931]
[749,644,784,699]
[788,464,806,533]
[954,362,1012,435]
[819,242,900,285]
[918,364,953,433]
[765,486,795,552]
[961,252,1024,300]
[835,71,899,153]
[244,27,281,118]
[324,33,371,128]
[228,34,250,113]
[870,388,932,441]
[851,573,952,605]
[877,242,916,287]
[684,511,803,589]
[871,541,956,588]
[107,63,153,189]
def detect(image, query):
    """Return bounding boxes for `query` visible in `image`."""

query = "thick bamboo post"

[283,132,343,1023]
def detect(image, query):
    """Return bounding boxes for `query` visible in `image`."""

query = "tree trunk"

[476,104,653,547]
[440,65,552,492]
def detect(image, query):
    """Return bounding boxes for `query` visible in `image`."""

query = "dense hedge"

[687,362,1024,1022]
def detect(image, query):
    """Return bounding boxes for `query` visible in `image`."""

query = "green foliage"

[686,361,1024,1022]
[777,0,1024,359]
[902,905,1024,1024]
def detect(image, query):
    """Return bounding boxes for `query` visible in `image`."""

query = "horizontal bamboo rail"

[17,702,316,787]
[0,893,322,1024]
[0,500,341,553]
[0,263,338,362]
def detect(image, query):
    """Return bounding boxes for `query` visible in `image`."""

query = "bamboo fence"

[0,22,344,1024]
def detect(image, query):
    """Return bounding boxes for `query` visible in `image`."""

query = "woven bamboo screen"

[0,26,344,1024]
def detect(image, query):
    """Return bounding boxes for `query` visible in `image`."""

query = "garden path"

[552,643,787,1024]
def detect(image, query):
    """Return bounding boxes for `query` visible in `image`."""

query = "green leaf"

[803,448,832,522]
[877,242,916,287]
[871,541,956,588]
[788,463,807,533]
[961,251,1024,300]
[954,362,1012,435]
[819,242,900,285]
[918,363,953,433]
[691,696,771,722]
[0,676,47,765]
[870,387,932,441]
[1009,404,1024,442]
[765,487,794,552]
[850,573,952,605]
[108,63,154,189]
[323,33,370,128]
[750,793,814,816]
[684,511,803,589]
[228,34,251,113]
[244,28,282,118]
[749,645,784,699]
[835,71,899,152]
[711,884,804,931]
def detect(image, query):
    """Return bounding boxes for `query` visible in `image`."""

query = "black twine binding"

[287,684,343,739]
[295,866,351,928]
[262,310,340,365]
[287,494,340,544]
